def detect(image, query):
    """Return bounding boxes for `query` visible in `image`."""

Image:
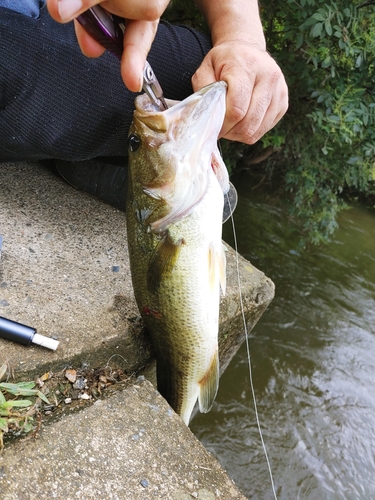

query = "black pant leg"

[0,6,211,162]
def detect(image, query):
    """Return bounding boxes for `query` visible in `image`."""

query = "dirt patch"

[1,359,141,449]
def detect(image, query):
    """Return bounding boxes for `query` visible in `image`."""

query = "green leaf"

[36,391,50,404]
[325,20,333,36]
[312,22,323,38]
[13,382,35,390]
[0,383,38,397]
[312,13,325,21]
[0,390,5,404]
[322,56,331,68]
[22,422,34,433]
[329,115,340,122]
[296,33,304,49]
[14,389,38,397]
[0,383,18,392]
[2,399,33,408]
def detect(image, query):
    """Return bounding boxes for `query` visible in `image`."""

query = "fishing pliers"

[77,5,168,111]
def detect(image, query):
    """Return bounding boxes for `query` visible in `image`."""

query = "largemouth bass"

[126,81,229,425]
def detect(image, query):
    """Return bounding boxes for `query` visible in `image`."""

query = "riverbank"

[0,162,275,498]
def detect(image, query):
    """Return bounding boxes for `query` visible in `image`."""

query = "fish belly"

[128,171,224,425]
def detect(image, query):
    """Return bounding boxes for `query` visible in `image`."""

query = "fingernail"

[58,0,83,21]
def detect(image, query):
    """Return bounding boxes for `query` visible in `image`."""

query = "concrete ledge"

[0,162,274,498]
[0,162,274,381]
[0,162,148,378]
[0,377,246,499]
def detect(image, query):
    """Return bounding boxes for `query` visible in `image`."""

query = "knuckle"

[269,67,283,85]
[142,1,164,20]
[227,104,247,124]
[230,123,258,145]
[242,130,258,145]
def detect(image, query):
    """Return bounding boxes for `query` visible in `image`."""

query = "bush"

[165,0,375,244]
[261,0,375,243]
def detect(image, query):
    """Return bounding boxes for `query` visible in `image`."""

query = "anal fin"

[198,351,219,413]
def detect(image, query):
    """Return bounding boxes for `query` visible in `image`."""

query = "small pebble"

[36,379,44,388]
[64,398,72,404]
[140,479,149,488]
[65,369,77,383]
[73,377,86,390]
[78,393,91,400]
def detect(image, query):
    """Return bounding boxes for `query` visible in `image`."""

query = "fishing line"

[226,192,278,500]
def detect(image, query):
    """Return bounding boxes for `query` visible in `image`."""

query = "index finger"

[219,72,254,140]
[74,19,106,57]
[47,0,168,23]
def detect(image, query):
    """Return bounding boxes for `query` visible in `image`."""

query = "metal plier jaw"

[77,5,168,111]
[142,61,168,111]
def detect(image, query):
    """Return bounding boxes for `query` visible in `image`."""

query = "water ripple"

[193,180,375,499]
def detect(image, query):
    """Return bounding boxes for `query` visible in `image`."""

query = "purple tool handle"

[77,5,168,110]
[77,7,124,59]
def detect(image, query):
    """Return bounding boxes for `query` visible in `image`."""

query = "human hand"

[192,42,288,144]
[47,0,170,92]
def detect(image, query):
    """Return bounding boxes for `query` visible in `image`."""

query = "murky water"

[191,173,375,499]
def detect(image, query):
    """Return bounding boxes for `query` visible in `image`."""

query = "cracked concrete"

[0,162,274,498]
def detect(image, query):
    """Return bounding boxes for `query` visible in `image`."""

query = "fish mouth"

[165,80,228,138]
[132,81,229,232]
[164,85,226,186]
[134,81,227,142]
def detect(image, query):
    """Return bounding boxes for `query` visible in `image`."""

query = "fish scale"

[126,82,228,425]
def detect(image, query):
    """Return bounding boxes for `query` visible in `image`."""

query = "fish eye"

[127,133,141,152]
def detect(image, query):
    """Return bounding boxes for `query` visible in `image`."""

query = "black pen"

[0,316,59,351]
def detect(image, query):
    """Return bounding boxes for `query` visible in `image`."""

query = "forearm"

[194,0,266,49]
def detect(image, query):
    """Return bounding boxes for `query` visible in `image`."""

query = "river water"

[191,172,375,500]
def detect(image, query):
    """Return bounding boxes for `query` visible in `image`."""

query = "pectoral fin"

[147,232,184,293]
[198,351,219,414]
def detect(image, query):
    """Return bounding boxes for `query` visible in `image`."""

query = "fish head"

[127,81,229,232]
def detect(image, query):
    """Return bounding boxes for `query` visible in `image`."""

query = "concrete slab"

[0,162,274,381]
[0,162,150,378]
[0,377,246,500]
[0,161,274,499]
